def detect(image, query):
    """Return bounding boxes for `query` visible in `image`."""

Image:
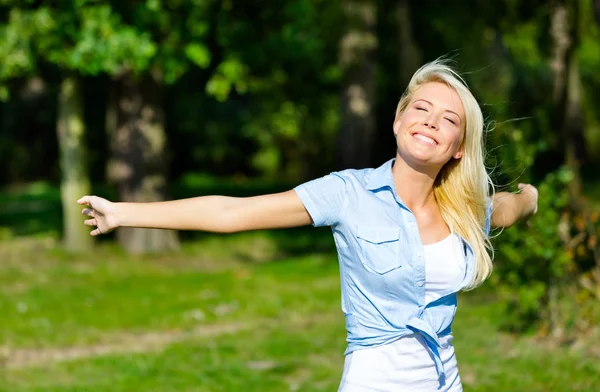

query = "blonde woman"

[78,59,538,391]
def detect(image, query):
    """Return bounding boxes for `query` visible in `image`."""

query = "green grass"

[1,234,599,392]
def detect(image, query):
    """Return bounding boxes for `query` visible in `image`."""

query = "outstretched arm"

[77,190,313,236]
[490,183,539,229]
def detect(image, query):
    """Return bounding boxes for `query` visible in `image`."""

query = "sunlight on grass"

[1,234,599,391]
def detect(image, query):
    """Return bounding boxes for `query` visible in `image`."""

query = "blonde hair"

[395,58,494,289]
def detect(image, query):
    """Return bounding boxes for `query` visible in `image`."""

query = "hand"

[77,196,119,236]
[517,183,538,217]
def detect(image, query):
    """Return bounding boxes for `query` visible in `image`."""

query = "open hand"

[77,196,119,236]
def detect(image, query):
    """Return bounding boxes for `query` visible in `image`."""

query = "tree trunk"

[550,0,585,203]
[107,73,179,254]
[395,0,421,88]
[336,0,378,169]
[548,0,589,338]
[57,75,93,252]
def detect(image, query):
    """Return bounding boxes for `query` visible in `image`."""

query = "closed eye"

[416,106,427,112]
[445,117,456,125]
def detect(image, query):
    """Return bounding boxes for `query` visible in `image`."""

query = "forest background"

[0,0,599,391]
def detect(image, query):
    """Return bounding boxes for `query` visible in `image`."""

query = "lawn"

[1,232,599,392]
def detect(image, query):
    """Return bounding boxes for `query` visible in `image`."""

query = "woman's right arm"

[77,190,313,236]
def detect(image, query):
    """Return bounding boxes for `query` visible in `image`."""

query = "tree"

[108,72,179,253]
[550,0,585,202]
[36,0,214,254]
[549,0,600,334]
[394,0,421,88]
[0,2,179,253]
[56,75,94,251]
[103,0,213,253]
[337,0,378,169]
[0,6,95,251]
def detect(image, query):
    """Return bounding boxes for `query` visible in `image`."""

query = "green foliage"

[0,0,214,85]
[51,6,157,75]
[205,56,249,101]
[184,42,211,68]
[491,168,572,332]
[0,8,38,99]
[0,0,342,180]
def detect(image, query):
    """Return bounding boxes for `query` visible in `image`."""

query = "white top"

[423,233,467,304]
[338,233,466,392]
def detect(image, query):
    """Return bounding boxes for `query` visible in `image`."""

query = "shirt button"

[417,281,424,287]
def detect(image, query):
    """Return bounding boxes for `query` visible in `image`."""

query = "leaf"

[0,85,9,101]
[205,76,231,102]
[184,43,211,68]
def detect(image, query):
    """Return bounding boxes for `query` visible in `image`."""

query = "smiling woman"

[76,58,539,392]
[392,63,492,290]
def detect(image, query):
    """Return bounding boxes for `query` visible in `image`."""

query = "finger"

[82,208,95,217]
[517,183,525,190]
[84,218,97,227]
[90,228,102,236]
[77,196,92,205]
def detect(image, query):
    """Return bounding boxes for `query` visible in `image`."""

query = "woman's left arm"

[490,183,539,229]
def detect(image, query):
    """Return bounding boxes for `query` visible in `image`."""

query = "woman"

[78,59,538,391]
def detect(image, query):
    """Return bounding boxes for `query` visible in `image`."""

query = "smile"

[413,133,438,146]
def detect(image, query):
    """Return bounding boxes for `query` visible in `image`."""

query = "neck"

[392,153,440,211]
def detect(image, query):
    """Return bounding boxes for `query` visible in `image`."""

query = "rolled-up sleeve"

[293,173,348,227]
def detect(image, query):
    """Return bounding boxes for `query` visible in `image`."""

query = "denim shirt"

[294,158,491,382]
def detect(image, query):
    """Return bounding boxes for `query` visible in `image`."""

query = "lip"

[410,131,439,146]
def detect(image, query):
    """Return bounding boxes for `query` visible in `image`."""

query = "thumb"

[77,196,93,205]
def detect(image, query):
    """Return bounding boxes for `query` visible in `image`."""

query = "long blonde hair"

[395,58,494,289]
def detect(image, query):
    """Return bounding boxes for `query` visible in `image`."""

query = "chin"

[399,149,448,171]
[402,151,433,166]
[407,147,437,162]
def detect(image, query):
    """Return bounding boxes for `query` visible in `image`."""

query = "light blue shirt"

[294,158,491,382]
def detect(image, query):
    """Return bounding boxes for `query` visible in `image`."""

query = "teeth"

[414,134,436,145]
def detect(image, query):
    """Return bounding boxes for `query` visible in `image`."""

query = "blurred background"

[0,0,599,391]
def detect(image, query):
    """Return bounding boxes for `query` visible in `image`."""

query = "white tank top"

[423,233,467,304]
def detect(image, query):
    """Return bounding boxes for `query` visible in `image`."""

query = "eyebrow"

[414,99,463,121]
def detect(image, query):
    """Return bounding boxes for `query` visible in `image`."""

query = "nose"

[423,117,438,130]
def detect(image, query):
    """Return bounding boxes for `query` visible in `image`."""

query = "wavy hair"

[395,58,494,289]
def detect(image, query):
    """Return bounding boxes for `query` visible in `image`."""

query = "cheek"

[402,112,422,124]
[396,113,419,135]
[447,128,464,147]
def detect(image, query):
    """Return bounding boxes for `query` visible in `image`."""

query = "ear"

[453,149,463,159]
[393,114,403,136]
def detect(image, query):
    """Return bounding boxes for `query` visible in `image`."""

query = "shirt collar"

[365,158,396,191]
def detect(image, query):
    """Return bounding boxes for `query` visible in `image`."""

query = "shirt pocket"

[356,226,402,274]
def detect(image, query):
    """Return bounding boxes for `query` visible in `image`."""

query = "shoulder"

[329,168,374,188]
[293,167,375,200]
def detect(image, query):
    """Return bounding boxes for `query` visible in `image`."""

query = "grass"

[1,233,599,392]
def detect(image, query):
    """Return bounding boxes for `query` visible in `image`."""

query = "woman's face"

[394,82,466,171]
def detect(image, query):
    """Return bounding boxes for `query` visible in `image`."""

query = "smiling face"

[393,81,466,172]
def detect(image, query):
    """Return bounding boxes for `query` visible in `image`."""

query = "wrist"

[113,202,126,228]
[518,191,537,217]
